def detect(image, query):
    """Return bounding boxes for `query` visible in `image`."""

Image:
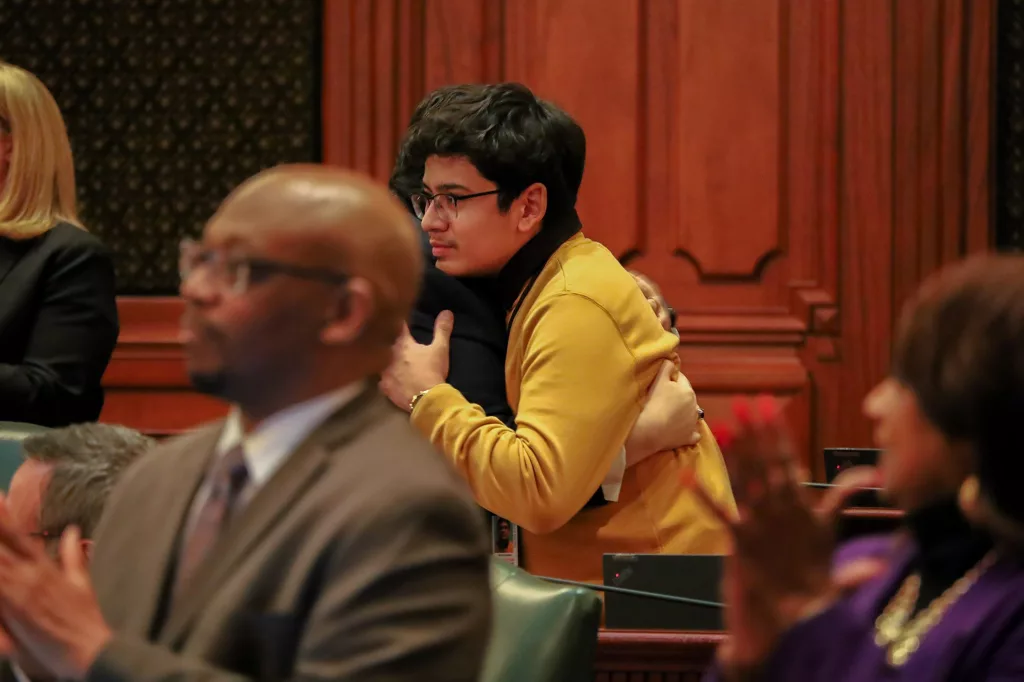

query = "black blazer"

[409,231,514,428]
[0,222,119,426]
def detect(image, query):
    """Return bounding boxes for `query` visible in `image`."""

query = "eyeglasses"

[409,190,499,222]
[179,239,349,295]
[29,529,61,540]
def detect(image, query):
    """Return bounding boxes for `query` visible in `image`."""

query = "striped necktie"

[174,444,250,597]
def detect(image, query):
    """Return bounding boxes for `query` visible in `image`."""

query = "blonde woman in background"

[0,62,118,426]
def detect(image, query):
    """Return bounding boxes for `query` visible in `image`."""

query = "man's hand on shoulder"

[630,271,677,336]
[625,360,701,465]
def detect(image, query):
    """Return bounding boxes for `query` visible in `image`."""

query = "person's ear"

[959,475,1024,545]
[80,538,93,562]
[321,278,374,345]
[515,183,548,234]
[958,475,982,523]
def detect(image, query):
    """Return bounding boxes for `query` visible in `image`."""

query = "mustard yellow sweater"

[412,233,736,582]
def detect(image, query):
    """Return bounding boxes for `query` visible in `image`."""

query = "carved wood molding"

[636,0,841,346]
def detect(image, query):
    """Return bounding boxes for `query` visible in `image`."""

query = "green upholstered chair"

[482,558,602,682]
[0,422,50,492]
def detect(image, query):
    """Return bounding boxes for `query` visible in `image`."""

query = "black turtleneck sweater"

[903,497,994,614]
[408,212,613,511]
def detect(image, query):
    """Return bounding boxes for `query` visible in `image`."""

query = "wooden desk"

[838,506,902,540]
[596,630,723,681]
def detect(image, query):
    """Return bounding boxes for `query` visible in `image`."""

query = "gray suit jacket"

[86,389,492,682]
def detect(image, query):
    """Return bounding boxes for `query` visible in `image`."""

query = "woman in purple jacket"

[690,254,1024,681]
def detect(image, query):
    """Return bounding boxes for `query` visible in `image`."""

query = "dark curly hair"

[390,82,585,226]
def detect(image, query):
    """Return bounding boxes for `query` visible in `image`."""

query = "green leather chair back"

[482,558,602,682]
[0,422,50,492]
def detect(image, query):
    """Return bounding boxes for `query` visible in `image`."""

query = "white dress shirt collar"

[213,381,365,487]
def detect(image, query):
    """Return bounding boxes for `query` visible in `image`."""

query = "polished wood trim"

[101,298,229,434]
[597,629,724,668]
[844,508,903,521]
[114,297,183,342]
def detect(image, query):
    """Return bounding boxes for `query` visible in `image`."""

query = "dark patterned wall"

[0,0,321,293]
[998,0,1024,251]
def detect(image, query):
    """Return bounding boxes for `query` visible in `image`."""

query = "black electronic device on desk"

[602,554,724,631]
[820,448,889,509]
[824,447,881,483]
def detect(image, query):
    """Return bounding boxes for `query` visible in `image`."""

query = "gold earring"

[959,475,980,514]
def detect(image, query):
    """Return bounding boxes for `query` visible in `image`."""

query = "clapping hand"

[0,498,111,680]
[681,396,884,677]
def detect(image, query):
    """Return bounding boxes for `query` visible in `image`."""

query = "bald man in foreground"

[0,166,491,682]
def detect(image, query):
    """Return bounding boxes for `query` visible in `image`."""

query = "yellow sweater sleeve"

[411,292,645,534]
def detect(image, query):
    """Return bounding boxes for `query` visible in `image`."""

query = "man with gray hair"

[6,423,155,551]
[2,423,154,682]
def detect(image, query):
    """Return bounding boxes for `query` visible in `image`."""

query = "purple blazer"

[705,535,1024,681]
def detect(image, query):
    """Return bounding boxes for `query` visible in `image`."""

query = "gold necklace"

[874,551,997,667]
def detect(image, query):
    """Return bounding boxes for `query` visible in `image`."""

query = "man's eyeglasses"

[409,190,499,223]
[179,239,349,295]
[29,529,60,540]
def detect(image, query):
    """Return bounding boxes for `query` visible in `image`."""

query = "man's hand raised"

[380,311,454,412]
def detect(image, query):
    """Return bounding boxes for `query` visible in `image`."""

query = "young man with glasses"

[391,89,701,512]
[380,83,736,583]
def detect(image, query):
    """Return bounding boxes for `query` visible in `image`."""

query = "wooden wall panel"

[503,0,641,258]
[632,0,833,472]
[319,0,994,476]
[827,0,896,456]
[423,0,502,87]
[321,0,425,177]
[103,0,996,470]
[670,0,781,279]
[101,298,227,436]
